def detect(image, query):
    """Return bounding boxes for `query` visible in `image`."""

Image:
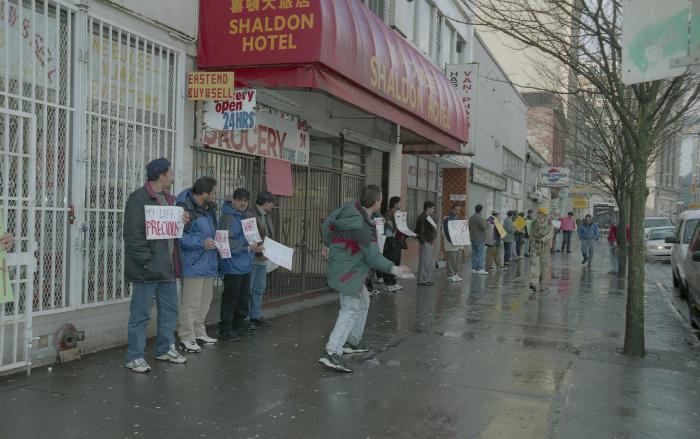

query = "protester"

[485,210,505,271]
[560,212,576,253]
[608,220,618,273]
[578,214,600,266]
[249,191,275,327]
[503,211,515,265]
[176,177,219,353]
[319,185,412,373]
[524,210,534,257]
[415,201,437,286]
[514,212,526,259]
[123,158,190,373]
[468,204,488,275]
[529,207,554,292]
[382,196,406,291]
[442,204,463,282]
[219,188,263,342]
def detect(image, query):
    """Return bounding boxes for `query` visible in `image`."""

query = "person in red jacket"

[608,223,618,273]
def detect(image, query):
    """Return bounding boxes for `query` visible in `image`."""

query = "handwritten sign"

[242,218,263,244]
[447,221,471,246]
[394,212,416,237]
[426,216,438,230]
[145,206,184,240]
[215,230,231,259]
[262,237,294,271]
[494,220,507,240]
[0,215,13,304]
[373,217,385,236]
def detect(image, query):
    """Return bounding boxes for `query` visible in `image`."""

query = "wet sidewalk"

[1,244,699,438]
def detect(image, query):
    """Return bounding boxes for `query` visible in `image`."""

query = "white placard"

[447,220,471,246]
[241,217,263,244]
[427,216,438,230]
[262,237,294,271]
[215,230,231,259]
[203,89,257,130]
[266,261,279,273]
[373,217,385,236]
[552,220,562,230]
[145,206,184,240]
[394,212,417,237]
[377,234,387,253]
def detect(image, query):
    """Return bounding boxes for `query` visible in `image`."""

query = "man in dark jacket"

[123,158,190,373]
[249,191,275,327]
[176,177,219,353]
[415,201,437,285]
[219,188,263,341]
[468,204,488,274]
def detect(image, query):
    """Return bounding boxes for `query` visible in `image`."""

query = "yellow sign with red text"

[187,71,236,100]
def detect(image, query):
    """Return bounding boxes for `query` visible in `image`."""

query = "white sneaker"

[455,275,463,281]
[384,285,397,292]
[196,335,218,345]
[156,345,187,364]
[125,358,151,373]
[477,270,489,275]
[180,339,202,353]
[394,284,404,291]
[448,275,459,282]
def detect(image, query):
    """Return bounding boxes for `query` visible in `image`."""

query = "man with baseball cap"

[528,207,554,292]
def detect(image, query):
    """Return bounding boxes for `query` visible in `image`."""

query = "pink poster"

[266,158,293,197]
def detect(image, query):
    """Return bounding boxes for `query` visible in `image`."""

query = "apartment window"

[434,11,443,65]
[414,0,432,54]
[502,150,524,181]
[363,0,385,20]
[457,37,467,63]
[447,25,458,64]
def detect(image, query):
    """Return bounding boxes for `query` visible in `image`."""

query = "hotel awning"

[197,0,469,153]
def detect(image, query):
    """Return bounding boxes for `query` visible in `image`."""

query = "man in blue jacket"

[219,188,262,341]
[176,177,219,353]
[578,214,600,266]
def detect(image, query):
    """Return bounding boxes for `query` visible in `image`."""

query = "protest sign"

[552,220,562,230]
[394,212,417,237]
[514,216,527,232]
[377,234,386,253]
[426,216,438,230]
[0,214,13,304]
[262,237,294,271]
[215,230,231,259]
[241,217,263,244]
[373,217,385,236]
[494,220,507,239]
[447,220,471,246]
[145,206,184,240]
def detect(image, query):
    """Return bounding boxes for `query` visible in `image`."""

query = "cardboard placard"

[514,216,527,232]
[262,237,294,271]
[145,206,184,240]
[495,220,507,239]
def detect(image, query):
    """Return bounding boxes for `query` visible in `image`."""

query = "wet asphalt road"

[0,242,699,439]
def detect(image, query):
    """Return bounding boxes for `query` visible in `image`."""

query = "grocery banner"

[203,106,310,165]
[203,89,257,130]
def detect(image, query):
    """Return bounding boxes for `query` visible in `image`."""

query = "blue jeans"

[471,240,485,270]
[126,282,178,361]
[249,262,268,320]
[581,239,594,261]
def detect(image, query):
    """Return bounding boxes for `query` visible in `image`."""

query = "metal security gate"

[193,147,366,303]
[0,109,37,375]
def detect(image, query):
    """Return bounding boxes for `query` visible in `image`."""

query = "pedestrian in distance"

[415,201,437,286]
[123,158,190,373]
[514,212,527,259]
[551,210,561,254]
[249,191,276,327]
[176,176,220,353]
[382,196,407,291]
[468,204,488,274]
[529,207,554,292]
[319,185,413,373]
[524,210,534,257]
[578,214,600,266]
[503,210,516,265]
[218,188,264,342]
[560,212,576,253]
[443,203,464,282]
[608,219,618,274]
[485,210,506,271]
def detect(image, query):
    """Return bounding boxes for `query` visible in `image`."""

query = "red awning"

[197,0,469,153]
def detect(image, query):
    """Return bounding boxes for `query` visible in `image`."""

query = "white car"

[668,210,700,299]
[644,216,673,235]
[681,221,700,328]
[645,227,675,261]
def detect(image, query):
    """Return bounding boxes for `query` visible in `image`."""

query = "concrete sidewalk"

[1,242,699,438]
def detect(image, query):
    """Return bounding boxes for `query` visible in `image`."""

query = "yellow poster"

[495,220,507,239]
[0,214,13,304]
[513,216,526,232]
[573,197,589,209]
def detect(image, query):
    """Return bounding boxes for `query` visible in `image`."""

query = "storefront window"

[310,138,342,170]
[408,155,418,187]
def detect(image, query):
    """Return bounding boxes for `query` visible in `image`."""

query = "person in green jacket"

[319,185,412,373]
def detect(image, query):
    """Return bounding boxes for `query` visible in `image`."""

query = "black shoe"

[582,258,587,264]
[219,330,240,342]
[566,251,572,254]
[237,326,256,337]
[343,342,370,354]
[250,317,273,327]
[318,352,353,373]
[529,284,537,292]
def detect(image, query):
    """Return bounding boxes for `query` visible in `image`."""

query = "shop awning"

[197,0,469,153]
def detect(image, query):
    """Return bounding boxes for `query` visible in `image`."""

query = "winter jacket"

[442,213,462,252]
[608,225,617,243]
[468,212,486,242]
[219,201,255,275]
[123,182,181,283]
[578,222,600,241]
[503,217,515,243]
[252,204,274,263]
[176,189,219,278]
[323,201,394,297]
[530,219,554,254]
[416,212,436,244]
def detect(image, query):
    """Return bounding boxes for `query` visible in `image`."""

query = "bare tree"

[465,0,700,356]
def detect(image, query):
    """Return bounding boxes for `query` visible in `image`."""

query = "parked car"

[682,221,700,328]
[644,216,673,235]
[666,210,700,299]
[645,226,675,261]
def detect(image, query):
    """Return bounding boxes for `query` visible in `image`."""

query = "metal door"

[0,109,37,375]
